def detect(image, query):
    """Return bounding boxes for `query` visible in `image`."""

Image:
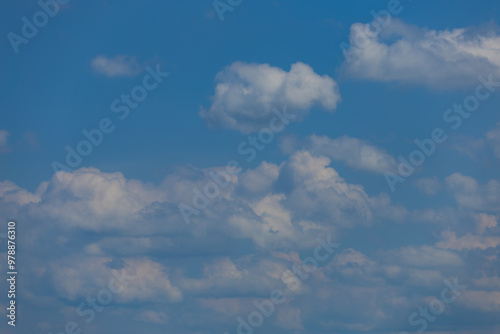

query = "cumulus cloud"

[5,149,405,254]
[39,167,170,232]
[343,20,500,88]
[277,151,373,225]
[200,62,341,133]
[3,149,497,333]
[91,55,142,77]
[276,151,406,227]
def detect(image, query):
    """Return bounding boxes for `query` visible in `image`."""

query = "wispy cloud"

[91,55,142,77]
[0,130,11,153]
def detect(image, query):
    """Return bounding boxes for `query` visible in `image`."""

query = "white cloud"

[236,161,280,197]
[228,194,299,249]
[343,20,500,88]
[0,180,44,205]
[50,257,182,303]
[276,151,405,227]
[446,173,500,212]
[437,230,500,250]
[436,213,500,250]
[308,135,396,174]
[9,149,404,254]
[178,255,290,298]
[200,62,341,133]
[38,167,173,232]
[277,151,373,226]
[0,150,458,332]
[91,55,142,77]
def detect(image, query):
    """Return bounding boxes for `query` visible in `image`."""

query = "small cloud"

[486,122,500,158]
[134,310,169,324]
[452,135,486,160]
[308,135,396,174]
[437,230,500,251]
[415,177,441,195]
[200,61,341,133]
[446,173,500,212]
[475,213,498,234]
[0,130,11,153]
[205,9,216,20]
[23,131,39,150]
[91,55,142,77]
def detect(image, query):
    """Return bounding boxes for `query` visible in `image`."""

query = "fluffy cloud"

[3,149,500,333]
[446,173,500,212]
[308,135,396,174]
[236,161,280,197]
[276,151,406,226]
[436,213,500,250]
[343,20,500,88]
[200,62,341,133]
[91,55,142,77]
[0,180,43,205]
[4,151,403,254]
[38,168,171,232]
[49,257,182,303]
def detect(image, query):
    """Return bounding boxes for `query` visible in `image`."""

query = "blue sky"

[1,0,500,333]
